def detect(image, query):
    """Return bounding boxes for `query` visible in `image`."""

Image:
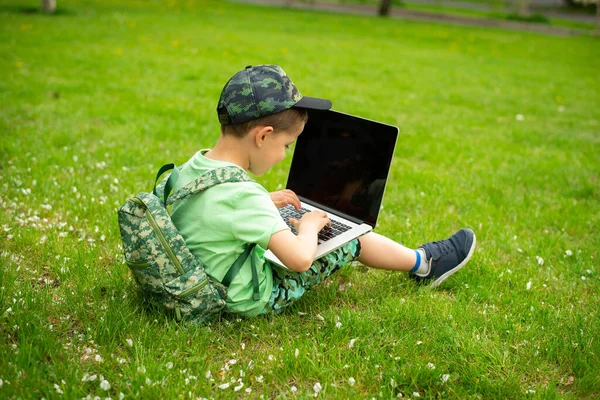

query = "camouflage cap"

[217,65,332,125]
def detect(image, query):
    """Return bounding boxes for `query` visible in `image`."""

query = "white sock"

[412,249,430,275]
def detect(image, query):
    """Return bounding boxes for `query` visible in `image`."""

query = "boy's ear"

[253,125,274,148]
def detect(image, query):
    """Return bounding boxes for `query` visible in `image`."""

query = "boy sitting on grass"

[171,64,476,317]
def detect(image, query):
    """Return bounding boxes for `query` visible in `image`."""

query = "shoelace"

[427,239,454,260]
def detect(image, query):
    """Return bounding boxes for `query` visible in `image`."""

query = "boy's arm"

[268,210,330,272]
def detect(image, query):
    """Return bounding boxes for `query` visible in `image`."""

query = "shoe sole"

[429,231,477,288]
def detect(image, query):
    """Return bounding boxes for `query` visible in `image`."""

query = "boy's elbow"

[295,259,313,273]
[287,254,313,273]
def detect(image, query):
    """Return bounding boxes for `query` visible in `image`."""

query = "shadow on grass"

[0,5,75,16]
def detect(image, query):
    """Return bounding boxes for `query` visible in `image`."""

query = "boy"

[171,64,476,317]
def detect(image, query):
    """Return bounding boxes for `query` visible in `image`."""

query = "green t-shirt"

[171,150,289,317]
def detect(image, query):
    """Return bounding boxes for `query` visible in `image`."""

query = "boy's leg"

[358,229,476,287]
[261,239,361,315]
[356,232,416,271]
[260,228,475,315]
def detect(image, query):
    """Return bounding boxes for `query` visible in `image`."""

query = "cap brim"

[293,96,332,111]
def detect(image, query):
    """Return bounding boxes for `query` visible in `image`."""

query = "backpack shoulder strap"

[221,243,260,300]
[152,163,180,206]
[166,166,253,205]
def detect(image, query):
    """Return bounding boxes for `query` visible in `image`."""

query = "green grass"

[1,0,599,398]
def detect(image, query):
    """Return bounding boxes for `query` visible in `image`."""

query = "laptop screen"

[286,110,398,228]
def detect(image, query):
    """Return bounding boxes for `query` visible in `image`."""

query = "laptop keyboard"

[279,205,352,244]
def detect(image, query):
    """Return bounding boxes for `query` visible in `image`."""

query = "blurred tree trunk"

[41,0,56,14]
[517,0,530,17]
[379,0,393,16]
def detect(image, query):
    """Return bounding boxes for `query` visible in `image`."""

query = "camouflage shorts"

[259,239,361,315]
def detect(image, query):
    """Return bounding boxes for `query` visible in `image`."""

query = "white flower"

[54,383,63,394]
[234,383,244,391]
[291,385,297,392]
[165,362,173,369]
[526,281,532,290]
[313,382,322,393]
[268,355,275,361]
[256,375,264,383]
[294,348,299,358]
[100,379,110,390]
[137,366,146,374]
[441,374,450,383]
[348,377,355,386]
[119,393,125,400]
[82,373,97,382]
[413,392,421,397]
[536,256,544,266]
[126,338,133,347]
[218,382,230,389]
[335,321,342,328]
[516,114,524,121]
[565,250,573,256]
[205,370,212,379]
[427,362,435,370]
[94,354,103,363]
[349,338,357,348]
[416,341,423,345]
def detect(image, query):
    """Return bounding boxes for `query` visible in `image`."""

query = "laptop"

[265,109,399,268]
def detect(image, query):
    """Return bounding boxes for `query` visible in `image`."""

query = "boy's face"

[250,121,305,176]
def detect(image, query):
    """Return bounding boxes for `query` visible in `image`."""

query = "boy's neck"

[204,134,250,170]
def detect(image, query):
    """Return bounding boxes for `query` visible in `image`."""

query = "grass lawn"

[1,0,599,398]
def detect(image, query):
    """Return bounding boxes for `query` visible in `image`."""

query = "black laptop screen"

[286,110,398,228]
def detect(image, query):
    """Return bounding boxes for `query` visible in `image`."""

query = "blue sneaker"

[410,228,476,287]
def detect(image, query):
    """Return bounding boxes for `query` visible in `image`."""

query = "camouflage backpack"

[117,164,259,325]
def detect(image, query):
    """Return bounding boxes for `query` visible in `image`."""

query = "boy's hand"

[269,189,301,210]
[289,210,331,233]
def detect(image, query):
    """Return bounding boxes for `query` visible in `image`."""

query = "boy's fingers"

[286,190,301,210]
[280,190,300,210]
[291,198,301,210]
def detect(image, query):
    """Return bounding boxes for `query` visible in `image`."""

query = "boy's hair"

[221,108,308,138]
